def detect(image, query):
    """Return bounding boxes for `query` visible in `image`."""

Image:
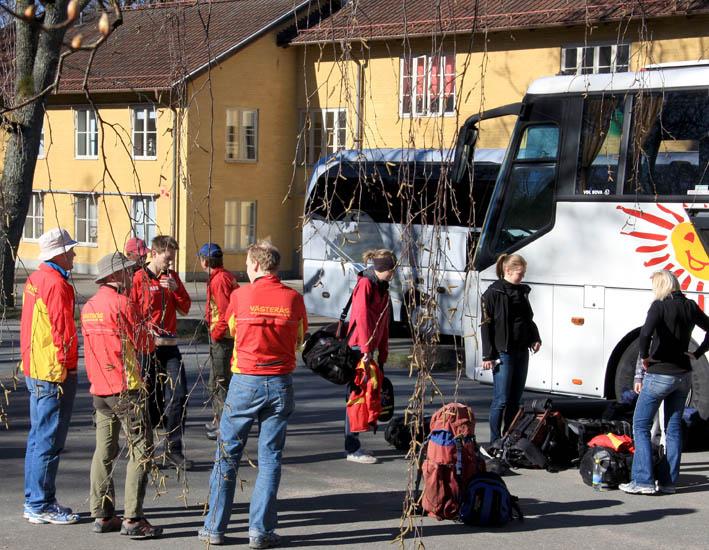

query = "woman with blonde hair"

[344,248,396,464]
[480,253,541,445]
[620,270,709,495]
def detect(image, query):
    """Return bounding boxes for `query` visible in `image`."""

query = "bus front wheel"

[615,337,709,420]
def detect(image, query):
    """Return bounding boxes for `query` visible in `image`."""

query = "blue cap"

[198,243,223,258]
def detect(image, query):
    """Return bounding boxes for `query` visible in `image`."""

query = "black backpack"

[459,472,523,527]
[579,446,632,488]
[384,414,431,452]
[379,376,395,423]
[301,294,360,385]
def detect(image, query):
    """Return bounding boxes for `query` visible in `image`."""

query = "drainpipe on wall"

[170,105,179,239]
[353,55,367,150]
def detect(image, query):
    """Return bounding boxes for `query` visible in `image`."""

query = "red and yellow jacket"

[130,267,191,352]
[20,263,78,382]
[346,358,383,432]
[81,285,142,396]
[226,274,307,375]
[207,267,238,341]
[348,270,390,363]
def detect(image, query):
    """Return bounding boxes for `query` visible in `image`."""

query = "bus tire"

[614,337,709,420]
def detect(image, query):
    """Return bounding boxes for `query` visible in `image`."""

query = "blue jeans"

[203,373,294,538]
[631,372,691,488]
[24,372,77,512]
[489,350,529,443]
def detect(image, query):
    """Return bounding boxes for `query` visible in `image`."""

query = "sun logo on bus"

[618,204,709,309]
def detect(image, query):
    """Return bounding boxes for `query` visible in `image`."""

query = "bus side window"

[491,124,559,254]
[576,96,624,196]
[624,91,709,196]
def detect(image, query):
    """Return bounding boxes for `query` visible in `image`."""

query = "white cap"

[38,228,78,262]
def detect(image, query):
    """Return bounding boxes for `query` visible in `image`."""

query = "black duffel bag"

[301,293,360,385]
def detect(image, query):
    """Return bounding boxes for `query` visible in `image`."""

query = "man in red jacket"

[130,235,192,470]
[199,241,307,548]
[82,252,162,538]
[198,242,238,440]
[21,228,79,525]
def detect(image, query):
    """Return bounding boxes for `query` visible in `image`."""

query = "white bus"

[302,148,503,335]
[455,63,709,416]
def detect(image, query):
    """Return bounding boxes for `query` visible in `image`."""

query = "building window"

[23,192,43,240]
[75,109,98,158]
[132,107,157,159]
[226,108,258,161]
[298,109,347,165]
[400,54,456,117]
[224,200,256,251]
[38,124,45,159]
[74,194,98,244]
[561,44,630,75]
[132,196,157,244]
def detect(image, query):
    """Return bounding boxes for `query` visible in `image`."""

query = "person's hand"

[482,360,495,371]
[634,381,643,394]
[642,357,650,370]
[362,352,371,366]
[531,341,541,354]
[686,351,697,361]
[160,275,178,292]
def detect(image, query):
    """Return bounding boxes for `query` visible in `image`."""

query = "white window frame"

[132,106,157,160]
[561,44,630,75]
[74,108,98,159]
[399,53,456,118]
[298,108,347,166]
[225,108,258,162]
[131,195,158,244]
[224,200,257,252]
[74,193,98,246]
[38,123,45,159]
[23,192,44,241]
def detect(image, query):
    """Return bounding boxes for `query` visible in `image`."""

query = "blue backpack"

[459,472,523,527]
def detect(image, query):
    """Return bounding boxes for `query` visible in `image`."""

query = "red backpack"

[421,403,485,520]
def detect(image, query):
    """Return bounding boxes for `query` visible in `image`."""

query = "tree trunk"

[0,0,70,306]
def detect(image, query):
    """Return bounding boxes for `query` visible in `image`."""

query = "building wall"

[16,102,175,275]
[182,31,299,278]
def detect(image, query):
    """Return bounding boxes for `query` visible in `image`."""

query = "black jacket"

[480,279,541,361]
[638,291,709,372]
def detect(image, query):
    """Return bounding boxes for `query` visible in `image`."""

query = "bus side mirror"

[452,123,479,184]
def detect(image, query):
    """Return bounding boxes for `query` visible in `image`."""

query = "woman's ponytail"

[495,254,509,279]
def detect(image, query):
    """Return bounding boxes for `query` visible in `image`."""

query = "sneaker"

[619,481,656,495]
[198,528,224,545]
[165,451,194,471]
[27,502,79,525]
[206,429,219,441]
[93,516,122,533]
[479,445,494,459]
[120,518,163,539]
[24,501,71,520]
[249,532,281,549]
[656,482,676,494]
[205,419,219,432]
[346,449,378,464]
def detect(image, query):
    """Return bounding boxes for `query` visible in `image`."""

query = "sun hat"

[198,243,223,258]
[95,252,136,283]
[125,237,150,257]
[38,228,78,262]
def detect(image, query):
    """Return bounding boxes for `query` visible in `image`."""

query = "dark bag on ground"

[301,294,360,385]
[459,472,523,527]
[579,446,632,488]
[384,413,431,452]
[566,418,632,463]
[486,399,572,471]
[379,376,395,423]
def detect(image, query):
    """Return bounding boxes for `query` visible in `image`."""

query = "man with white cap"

[20,228,79,525]
[82,252,162,538]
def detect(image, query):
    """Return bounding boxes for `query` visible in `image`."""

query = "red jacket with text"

[81,285,142,396]
[346,359,383,432]
[226,274,307,375]
[20,263,78,382]
[130,267,191,352]
[207,267,238,341]
[348,270,391,363]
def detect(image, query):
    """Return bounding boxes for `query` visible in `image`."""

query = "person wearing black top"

[620,270,709,495]
[481,253,541,444]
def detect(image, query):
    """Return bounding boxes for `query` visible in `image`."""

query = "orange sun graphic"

[618,204,709,309]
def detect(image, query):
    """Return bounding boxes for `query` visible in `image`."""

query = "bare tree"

[0,0,119,306]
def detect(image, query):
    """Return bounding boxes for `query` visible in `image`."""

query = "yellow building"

[11,0,709,278]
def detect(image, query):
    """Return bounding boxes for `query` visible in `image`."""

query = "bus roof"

[527,64,709,95]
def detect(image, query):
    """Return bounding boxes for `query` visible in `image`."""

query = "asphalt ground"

[0,276,708,549]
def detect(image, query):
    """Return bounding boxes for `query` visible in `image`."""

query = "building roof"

[290,0,709,45]
[56,0,310,94]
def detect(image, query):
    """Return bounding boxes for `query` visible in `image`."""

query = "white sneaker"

[346,449,378,464]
